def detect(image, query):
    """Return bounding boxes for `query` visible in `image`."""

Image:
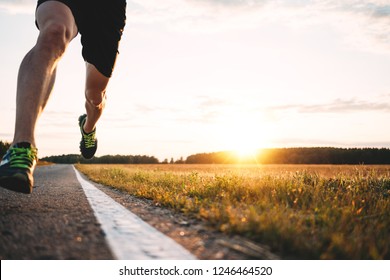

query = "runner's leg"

[12,1,78,147]
[82,62,109,133]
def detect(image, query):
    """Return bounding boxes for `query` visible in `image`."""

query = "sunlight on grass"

[76,164,390,259]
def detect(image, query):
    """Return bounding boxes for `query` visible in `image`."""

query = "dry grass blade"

[216,238,280,260]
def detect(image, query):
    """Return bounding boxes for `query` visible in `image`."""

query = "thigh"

[80,0,127,77]
[36,0,78,40]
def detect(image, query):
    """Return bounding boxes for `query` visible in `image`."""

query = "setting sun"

[216,112,270,162]
[233,145,260,161]
[228,134,261,161]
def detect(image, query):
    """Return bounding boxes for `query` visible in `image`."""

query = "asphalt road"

[0,164,114,260]
[0,165,118,260]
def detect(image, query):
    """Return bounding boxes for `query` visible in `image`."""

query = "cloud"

[268,97,390,114]
[3,1,390,52]
[0,0,35,14]
[314,1,390,52]
[156,95,390,126]
[126,0,390,52]
[127,0,270,31]
[197,96,230,109]
[270,137,390,149]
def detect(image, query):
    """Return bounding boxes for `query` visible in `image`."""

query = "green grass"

[75,164,390,259]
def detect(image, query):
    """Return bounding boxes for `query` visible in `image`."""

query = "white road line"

[73,166,196,260]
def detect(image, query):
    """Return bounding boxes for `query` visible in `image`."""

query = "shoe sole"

[0,173,33,194]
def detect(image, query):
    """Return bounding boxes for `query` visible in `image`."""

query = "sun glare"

[230,137,262,161]
[217,113,271,162]
[234,145,259,159]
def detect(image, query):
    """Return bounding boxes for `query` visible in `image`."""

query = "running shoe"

[78,114,98,159]
[0,142,38,194]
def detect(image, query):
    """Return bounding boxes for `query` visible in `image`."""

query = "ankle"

[12,139,36,148]
[83,121,96,134]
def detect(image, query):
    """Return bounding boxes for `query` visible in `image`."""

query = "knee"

[36,23,72,58]
[86,90,106,109]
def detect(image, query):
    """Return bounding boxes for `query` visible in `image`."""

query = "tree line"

[0,140,11,159]
[41,154,159,164]
[41,147,390,164]
[3,140,390,164]
[185,148,390,164]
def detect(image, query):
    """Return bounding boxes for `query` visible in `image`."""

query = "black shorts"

[36,0,126,77]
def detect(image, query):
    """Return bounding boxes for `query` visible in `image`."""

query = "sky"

[1,0,390,161]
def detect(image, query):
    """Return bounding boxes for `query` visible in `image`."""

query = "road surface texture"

[0,164,279,260]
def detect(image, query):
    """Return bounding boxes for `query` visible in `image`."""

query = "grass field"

[75,164,390,259]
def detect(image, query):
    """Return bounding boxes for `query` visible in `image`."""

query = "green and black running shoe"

[78,114,98,159]
[0,142,38,194]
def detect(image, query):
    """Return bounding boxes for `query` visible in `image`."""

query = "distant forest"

[2,140,390,164]
[0,140,10,159]
[186,148,390,164]
[42,147,390,165]
[41,154,160,164]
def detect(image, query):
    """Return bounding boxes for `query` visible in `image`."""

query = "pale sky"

[1,0,390,161]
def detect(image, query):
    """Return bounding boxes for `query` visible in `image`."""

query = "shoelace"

[83,131,97,149]
[9,147,38,169]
